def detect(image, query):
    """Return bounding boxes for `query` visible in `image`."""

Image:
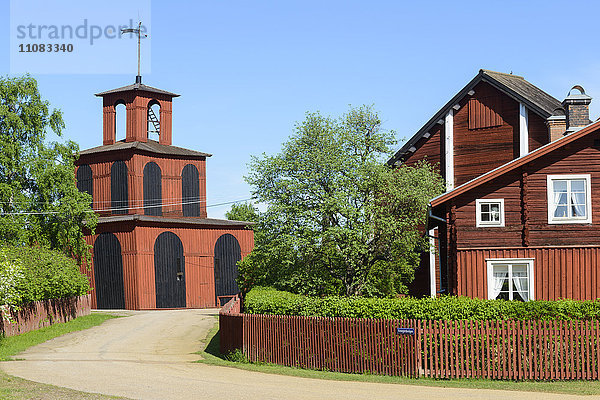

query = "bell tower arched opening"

[115,100,127,142]
[147,99,161,141]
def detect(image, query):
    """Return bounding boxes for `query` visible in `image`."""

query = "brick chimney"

[546,108,567,142]
[563,85,592,133]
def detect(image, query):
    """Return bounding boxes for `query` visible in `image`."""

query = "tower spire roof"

[95,82,179,97]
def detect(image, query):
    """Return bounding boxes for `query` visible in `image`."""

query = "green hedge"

[0,246,90,305]
[244,287,600,321]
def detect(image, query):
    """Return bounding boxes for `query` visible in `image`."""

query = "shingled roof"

[79,139,211,158]
[482,70,561,116]
[388,69,563,166]
[97,214,253,227]
[95,82,179,97]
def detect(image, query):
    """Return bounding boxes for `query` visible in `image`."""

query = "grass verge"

[0,313,116,360]
[0,313,126,399]
[197,317,600,396]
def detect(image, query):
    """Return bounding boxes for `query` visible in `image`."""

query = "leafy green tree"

[0,75,96,262]
[238,105,444,297]
[225,202,260,224]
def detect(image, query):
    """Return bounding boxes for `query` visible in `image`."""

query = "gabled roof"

[388,69,563,165]
[79,139,211,158]
[483,70,562,115]
[95,82,179,97]
[430,120,600,208]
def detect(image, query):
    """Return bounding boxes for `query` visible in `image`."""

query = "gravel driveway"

[0,309,591,400]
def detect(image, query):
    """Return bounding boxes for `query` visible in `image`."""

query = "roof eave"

[76,141,212,159]
[387,72,485,166]
[388,71,557,166]
[95,83,180,97]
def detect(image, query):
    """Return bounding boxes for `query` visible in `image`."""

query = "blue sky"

[1,0,599,218]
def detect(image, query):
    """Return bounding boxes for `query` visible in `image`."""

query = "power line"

[0,196,207,206]
[0,197,255,216]
[0,195,252,206]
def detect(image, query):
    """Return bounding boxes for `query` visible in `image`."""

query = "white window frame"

[476,198,505,227]
[486,258,535,301]
[547,174,592,224]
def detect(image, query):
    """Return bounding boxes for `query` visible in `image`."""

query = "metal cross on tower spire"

[121,22,147,84]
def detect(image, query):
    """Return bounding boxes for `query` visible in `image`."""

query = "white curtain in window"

[512,274,529,301]
[571,192,586,217]
[554,191,567,217]
[491,271,508,299]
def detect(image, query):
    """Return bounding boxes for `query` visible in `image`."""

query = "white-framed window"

[476,199,505,227]
[486,258,534,301]
[547,174,592,224]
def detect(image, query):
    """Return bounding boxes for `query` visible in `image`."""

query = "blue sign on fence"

[396,327,415,335]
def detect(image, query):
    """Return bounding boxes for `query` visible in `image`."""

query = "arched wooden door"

[76,164,93,198]
[181,164,200,217]
[214,234,241,305]
[154,232,186,308]
[143,162,162,216]
[111,161,128,215]
[93,233,125,309]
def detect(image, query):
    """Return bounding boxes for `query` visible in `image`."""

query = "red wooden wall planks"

[453,82,522,187]
[127,153,207,217]
[528,111,549,152]
[467,94,503,130]
[403,124,443,171]
[447,134,600,248]
[456,247,600,300]
[77,154,207,218]
[83,225,253,309]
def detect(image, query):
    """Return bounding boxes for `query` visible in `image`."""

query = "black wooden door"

[181,164,200,217]
[214,234,241,305]
[154,232,186,308]
[143,162,162,216]
[93,233,125,309]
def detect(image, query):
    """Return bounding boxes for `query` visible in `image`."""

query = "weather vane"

[121,22,147,84]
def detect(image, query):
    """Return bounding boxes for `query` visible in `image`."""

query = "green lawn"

[0,313,128,400]
[197,317,600,396]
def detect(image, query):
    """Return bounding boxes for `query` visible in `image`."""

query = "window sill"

[548,219,592,225]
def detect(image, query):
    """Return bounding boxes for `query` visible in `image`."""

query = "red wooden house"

[75,81,254,310]
[390,69,598,300]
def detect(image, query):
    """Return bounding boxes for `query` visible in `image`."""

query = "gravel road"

[0,309,591,400]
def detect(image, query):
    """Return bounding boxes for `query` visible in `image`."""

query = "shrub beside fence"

[0,294,91,337]
[220,296,600,380]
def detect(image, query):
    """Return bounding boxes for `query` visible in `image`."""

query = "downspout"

[427,205,448,296]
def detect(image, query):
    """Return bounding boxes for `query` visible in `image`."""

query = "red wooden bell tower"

[75,81,254,310]
[98,83,175,145]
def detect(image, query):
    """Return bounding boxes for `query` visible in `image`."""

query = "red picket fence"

[243,313,418,377]
[219,296,600,380]
[419,319,600,380]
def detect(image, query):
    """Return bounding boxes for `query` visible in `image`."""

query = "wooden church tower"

[75,80,254,309]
